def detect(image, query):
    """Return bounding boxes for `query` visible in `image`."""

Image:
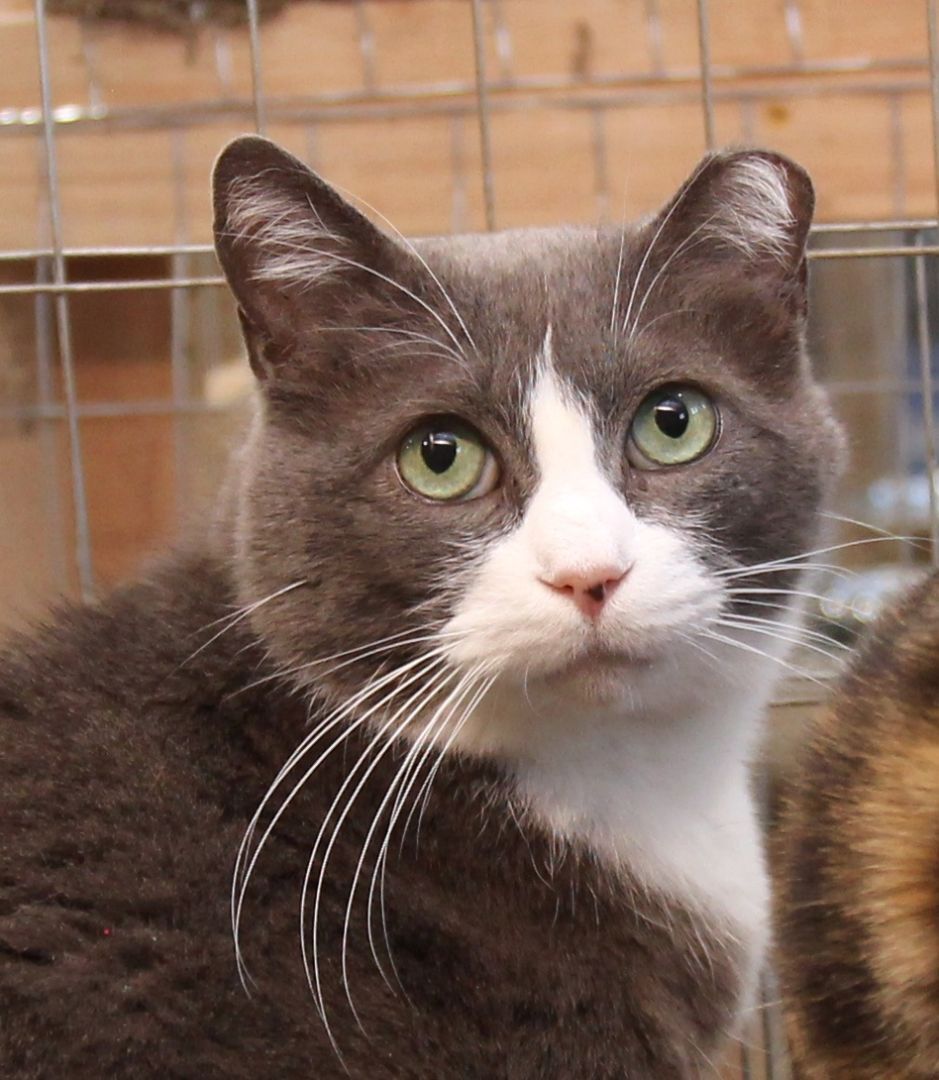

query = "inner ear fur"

[212,135,410,379]
[648,149,814,278]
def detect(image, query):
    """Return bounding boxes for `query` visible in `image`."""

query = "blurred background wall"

[2,0,937,631]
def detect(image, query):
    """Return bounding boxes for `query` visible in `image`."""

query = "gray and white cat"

[0,136,841,1078]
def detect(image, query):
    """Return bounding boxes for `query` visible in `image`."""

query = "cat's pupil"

[654,398,689,439]
[421,432,458,474]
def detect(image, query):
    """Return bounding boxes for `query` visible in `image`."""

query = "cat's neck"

[457,666,773,979]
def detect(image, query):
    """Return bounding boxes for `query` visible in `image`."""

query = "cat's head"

[213,136,843,747]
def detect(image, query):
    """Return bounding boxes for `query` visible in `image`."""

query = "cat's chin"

[542,647,658,703]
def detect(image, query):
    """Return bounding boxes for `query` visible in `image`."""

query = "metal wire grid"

[1,0,937,606]
[5,2,939,1075]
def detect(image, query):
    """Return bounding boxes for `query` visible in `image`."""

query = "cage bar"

[32,0,95,600]
[470,0,497,231]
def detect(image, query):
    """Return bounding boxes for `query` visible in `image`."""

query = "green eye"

[397,418,499,502]
[628,385,718,468]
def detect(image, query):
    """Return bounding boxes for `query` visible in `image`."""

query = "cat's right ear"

[642,149,815,314]
[213,135,405,380]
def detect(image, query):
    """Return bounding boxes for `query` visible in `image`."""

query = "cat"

[773,569,939,1079]
[0,135,842,1079]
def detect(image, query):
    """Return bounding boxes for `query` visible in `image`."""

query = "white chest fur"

[441,344,780,1002]
[473,673,771,983]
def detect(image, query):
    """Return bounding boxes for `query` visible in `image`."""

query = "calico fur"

[774,570,939,1080]
[1,137,842,1077]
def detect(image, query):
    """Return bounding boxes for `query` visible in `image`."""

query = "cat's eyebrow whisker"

[292,229,469,364]
[628,307,701,348]
[358,336,467,367]
[619,156,711,340]
[181,579,308,667]
[308,324,466,367]
[626,215,720,341]
[302,663,460,1042]
[323,181,479,355]
[232,650,451,990]
[609,224,629,340]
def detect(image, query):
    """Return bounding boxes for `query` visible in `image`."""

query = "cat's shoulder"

[0,554,274,1076]
[0,551,288,825]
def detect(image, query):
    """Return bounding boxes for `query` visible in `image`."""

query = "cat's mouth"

[546,643,659,683]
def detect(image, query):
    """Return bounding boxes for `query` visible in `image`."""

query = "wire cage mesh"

[4,1,939,1075]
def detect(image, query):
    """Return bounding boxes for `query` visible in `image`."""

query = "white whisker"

[718,536,919,581]
[609,224,628,338]
[302,663,460,1044]
[725,585,852,610]
[339,663,489,1014]
[234,646,447,895]
[697,627,830,688]
[674,628,733,677]
[714,617,847,667]
[294,226,469,364]
[231,629,462,698]
[629,307,700,347]
[232,649,450,991]
[620,157,711,340]
[408,668,498,848]
[370,668,499,1001]
[723,610,851,652]
[325,182,479,355]
[181,580,307,667]
[719,561,851,582]
[626,215,719,340]
[311,324,466,367]
[818,510,929,549]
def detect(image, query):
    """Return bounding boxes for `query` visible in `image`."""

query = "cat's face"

[214,137,843,748]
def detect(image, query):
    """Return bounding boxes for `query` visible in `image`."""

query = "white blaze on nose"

[525,336,637,595]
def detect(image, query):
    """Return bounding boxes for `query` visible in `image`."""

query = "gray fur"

[0,136,842,1078]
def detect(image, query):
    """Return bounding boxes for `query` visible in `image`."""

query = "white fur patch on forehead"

[705,156,795,262]
[224,176,349,286]
[529,328,600,480]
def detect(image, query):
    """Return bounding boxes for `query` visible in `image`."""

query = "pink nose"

[540,566,630,619]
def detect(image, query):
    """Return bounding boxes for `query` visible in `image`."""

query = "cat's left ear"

[648,149,814,303]
[213,135,411,380]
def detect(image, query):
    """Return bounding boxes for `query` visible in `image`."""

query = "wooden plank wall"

[0,0,932,621]
[0,0,935,251]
